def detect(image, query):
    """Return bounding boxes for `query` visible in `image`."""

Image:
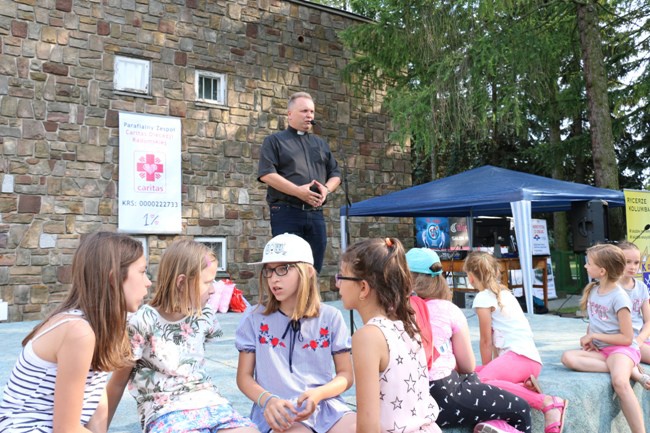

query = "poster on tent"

[624,189,650,293]
[415,217,469,250]
[531,218,551,255]
[510,218,556,298]
[118,112,182,234]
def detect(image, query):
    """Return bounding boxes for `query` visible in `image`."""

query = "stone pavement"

[0,299,648,433]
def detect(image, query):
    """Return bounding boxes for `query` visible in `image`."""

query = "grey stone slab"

[1,301,649,433]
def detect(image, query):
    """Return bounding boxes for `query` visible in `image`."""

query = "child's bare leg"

[222,428,260,433]
[561,349,608,372]
[327,412,356,433]
[640,342,650,364]
[272,424,312,433]
[606,354,645,433]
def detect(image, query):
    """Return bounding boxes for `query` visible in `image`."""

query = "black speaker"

[570,200,609,252]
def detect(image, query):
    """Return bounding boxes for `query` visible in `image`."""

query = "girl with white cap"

[235,233,356,433]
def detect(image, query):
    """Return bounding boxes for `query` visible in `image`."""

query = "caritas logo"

[135,152,165,192]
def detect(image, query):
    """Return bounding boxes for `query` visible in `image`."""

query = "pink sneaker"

[474,420,524,433]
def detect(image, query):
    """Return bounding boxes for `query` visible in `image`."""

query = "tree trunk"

[576,1,624,239]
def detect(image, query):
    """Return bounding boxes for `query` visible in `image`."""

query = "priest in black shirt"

[258,92,341,273]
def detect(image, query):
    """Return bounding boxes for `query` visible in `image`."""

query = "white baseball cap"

[254,233,314,265]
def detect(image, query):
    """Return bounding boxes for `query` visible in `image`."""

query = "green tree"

[339,0,649,240]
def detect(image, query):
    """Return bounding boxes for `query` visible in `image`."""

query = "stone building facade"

[0,0,413,322]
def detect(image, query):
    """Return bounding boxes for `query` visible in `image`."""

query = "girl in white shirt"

[467,252,568,433]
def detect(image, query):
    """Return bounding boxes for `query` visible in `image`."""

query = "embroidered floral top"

[127,304,228,430]
[235,303,352,432]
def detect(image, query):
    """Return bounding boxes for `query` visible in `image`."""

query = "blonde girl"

[235,233,355,433]
[339,238,441,433]
[617,241,650,387]
[107,239,257,433]
[562,244,645,433]
[468,252,567,433]
[0,231,150,433]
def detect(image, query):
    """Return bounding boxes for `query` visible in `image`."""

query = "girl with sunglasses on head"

[236,234,356,433]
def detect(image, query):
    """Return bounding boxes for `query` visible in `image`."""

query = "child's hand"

[263,396,297,432]
[294,390,319,421]
[580,333,595,350]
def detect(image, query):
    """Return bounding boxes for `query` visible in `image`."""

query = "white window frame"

[195,237,227,272]
[195,70,227,105]
[114,56,150,94]
[131,236,149,266]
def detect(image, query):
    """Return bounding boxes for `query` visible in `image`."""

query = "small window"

[195,70,227,105]
[131,236,149,265]
[195,237,227,272]
[114,56,150,94]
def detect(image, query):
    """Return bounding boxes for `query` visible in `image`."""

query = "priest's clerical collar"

[288,126,307,136]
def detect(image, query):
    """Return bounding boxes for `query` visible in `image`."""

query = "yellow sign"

[624,189,650,291]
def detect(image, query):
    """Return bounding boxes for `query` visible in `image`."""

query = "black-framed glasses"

[335,274,364,283]
[262,264,295,278]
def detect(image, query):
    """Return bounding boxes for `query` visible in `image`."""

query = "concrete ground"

[0,295,648,433]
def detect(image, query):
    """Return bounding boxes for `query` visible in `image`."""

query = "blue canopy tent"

[339,165,625,314]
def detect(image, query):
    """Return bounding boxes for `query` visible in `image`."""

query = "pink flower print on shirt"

[180,322,194,338]
[258,322,286,348]
[153,393,169,406]
[149,335,156,354]
[132,333,145,348]
[302,327,331,351]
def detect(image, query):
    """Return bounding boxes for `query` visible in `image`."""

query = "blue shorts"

[146,405,255,433]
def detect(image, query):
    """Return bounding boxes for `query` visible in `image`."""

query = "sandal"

[542,396,568,433]
[523,374,543,394]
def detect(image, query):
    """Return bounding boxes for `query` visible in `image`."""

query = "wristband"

[256,390,270,407]
[325,185,331,193]
[262,394,280,410]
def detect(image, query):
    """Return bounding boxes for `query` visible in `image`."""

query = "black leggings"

[429,371,532,432]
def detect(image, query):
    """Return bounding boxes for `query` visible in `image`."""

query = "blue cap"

[406,248,442,276]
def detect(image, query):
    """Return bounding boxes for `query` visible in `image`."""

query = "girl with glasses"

[338,237,441,433]
[236,233,356,433]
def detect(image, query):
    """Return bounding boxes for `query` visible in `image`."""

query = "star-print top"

[367,317,441,433]
[127,304,228,430]
[235,303,352,433]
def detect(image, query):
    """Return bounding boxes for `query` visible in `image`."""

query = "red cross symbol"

[136,154,164,181]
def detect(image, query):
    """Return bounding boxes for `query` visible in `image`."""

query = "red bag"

[229,288,248,313]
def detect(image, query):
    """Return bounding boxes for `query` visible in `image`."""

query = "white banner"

[118,112,182,234]
[531,218,551,256]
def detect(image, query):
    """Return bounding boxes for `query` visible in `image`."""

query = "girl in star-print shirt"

[235,233,356,433]
[338,238,441,433]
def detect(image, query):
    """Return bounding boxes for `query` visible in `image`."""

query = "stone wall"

[0,0,412,322]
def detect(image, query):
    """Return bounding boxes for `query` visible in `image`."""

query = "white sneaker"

[474,420,524,433]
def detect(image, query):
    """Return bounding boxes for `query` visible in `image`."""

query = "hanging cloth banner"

[118,112,182,234]
[624,189,650,292]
